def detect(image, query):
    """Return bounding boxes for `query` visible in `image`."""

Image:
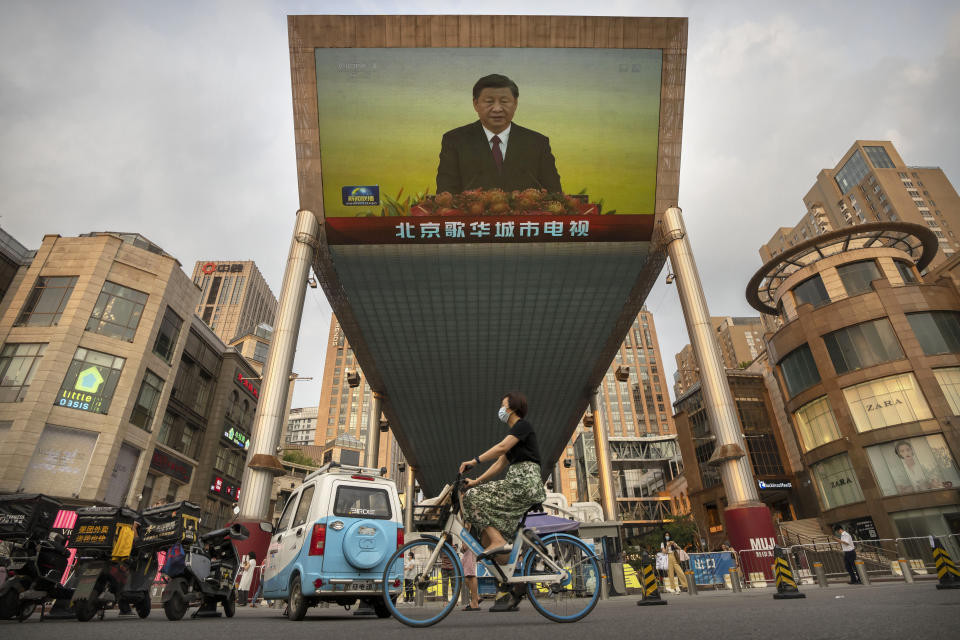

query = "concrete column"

[237,210,319,521]
[364,393,384,469]
[660,207,759,507]
[589,394,618,521]
[404,466,416,533]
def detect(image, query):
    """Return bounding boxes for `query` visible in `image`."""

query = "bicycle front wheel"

[522,533,601,623]
[381,537,462,628]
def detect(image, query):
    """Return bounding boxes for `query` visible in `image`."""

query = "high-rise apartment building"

[674,316,764,398]
[286,406,318,446]
[190,261,278,343]
[558,308,682,533]
[316,315,404,482]
[760,140,960,268]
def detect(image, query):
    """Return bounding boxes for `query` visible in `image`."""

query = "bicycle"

[380,475,601,627]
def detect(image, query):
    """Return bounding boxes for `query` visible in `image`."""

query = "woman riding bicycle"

[458,392,546,565]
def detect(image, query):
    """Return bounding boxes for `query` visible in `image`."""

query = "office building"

[0,227,33,306]
[316,315,404,484]
[760,140,960,269]
[672,369,818,549]
[559,308,682,534]
[0,232,259,532]
[190,260,278,343]
[673,316,764,398]
[0,232,199,504]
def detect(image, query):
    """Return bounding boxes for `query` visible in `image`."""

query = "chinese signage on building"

[150,449,192,484]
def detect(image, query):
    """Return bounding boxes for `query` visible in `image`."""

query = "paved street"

[3,582,957,639]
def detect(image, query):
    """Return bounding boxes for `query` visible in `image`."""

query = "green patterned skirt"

[462,461,546,537]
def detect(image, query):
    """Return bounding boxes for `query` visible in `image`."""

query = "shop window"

[19,424,98,494]
[0,343,47,402]
[823,318,904,375]
[894,260,919,284]
[842,372,932,433]
[837,260,883,297]
[55,347,125,414]
[907,311,960,356]
[866,434,960,497]
[779,344,821,397]
[85,281,148,342]
[15,276,78,327]
[129,369,164,431]
[792,274,830,309]
[153,307,183,363]
[810,453,864,510]
[793,396,841,452]
[933,367,960,415]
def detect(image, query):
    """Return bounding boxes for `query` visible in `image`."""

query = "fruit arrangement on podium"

[410,188,600,216]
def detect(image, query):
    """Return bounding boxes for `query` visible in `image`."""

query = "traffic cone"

[932,537,960,590]
[637,551,667,606]
[772,546,805,600]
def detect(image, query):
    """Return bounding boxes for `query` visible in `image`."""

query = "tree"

[282,450,318,467]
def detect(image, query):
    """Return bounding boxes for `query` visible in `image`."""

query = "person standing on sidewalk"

[835,525,862,584]
[661,533,687,593]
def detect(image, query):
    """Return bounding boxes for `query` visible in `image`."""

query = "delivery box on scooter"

[70,506,140,559]
[0,493,61,540]
[140,500,201,549]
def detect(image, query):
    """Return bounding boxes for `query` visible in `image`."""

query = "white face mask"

[498,407,511,423]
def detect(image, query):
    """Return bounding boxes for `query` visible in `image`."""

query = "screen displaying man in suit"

[436,74,563,195]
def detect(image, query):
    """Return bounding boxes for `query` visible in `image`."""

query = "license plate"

[350,580,375,591]
[358,526,376,536]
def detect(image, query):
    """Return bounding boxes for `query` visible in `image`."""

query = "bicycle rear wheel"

[522,533,600,623]
[381,537,462,627]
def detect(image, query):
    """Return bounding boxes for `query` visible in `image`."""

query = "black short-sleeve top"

[506,419,541,466]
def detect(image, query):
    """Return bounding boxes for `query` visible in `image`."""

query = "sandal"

[463,605,481,611]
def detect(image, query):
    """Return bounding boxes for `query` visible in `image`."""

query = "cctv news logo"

[342,185,380,206]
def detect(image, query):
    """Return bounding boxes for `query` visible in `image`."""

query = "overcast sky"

[2,0,959,411]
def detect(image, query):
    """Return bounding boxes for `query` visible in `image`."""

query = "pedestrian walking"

[461,543,481,611]
[403,551,417,602]
[249,560,265,607]
[440,545,455,600]
[661,533,687,593]
[835,525,862,584]
[237,551,256,605]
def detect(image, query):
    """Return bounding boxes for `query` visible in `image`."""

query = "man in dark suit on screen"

[436,74,563,195]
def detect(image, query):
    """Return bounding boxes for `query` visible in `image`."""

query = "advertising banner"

[314,47,662,243]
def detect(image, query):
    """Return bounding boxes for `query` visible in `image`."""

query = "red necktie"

[491,135,503,171]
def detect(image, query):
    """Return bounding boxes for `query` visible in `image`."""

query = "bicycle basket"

[413,485,453,530]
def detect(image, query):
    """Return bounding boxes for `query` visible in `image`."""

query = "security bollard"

[772,546,806,600]
[813,562,828,588]
[637,551,668,606]
[600,572,609,600]
[729,567,742,593]
[898,558,914,584]
[932,536,960,589]
[685,571,697,595]
[855,560,871,586]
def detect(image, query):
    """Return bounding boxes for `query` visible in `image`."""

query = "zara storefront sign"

[758,480,792,490]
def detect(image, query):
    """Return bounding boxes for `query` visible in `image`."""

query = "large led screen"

[314,48,662,219]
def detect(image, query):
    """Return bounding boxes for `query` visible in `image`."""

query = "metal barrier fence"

[733,534,960,587]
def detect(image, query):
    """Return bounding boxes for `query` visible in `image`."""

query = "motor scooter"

[161,522,248,620]
[0,494,73,622]
[69,505,154,621]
